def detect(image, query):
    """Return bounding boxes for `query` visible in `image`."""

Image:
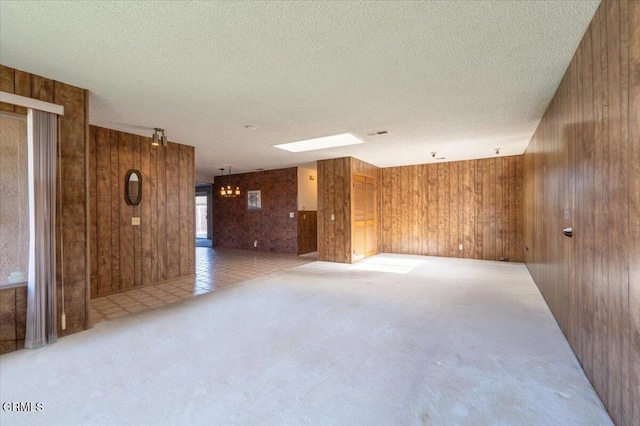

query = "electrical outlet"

[132,217,140,225]
[289,212,295,218]
[331,214,335,221]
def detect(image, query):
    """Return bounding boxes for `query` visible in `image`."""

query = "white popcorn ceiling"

[0,1,599,181]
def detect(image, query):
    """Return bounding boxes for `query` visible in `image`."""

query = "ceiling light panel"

[274,133,364,153]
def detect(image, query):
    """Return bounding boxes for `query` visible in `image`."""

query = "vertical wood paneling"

[523,2,638,424]
[109,130,120,292]
[187,146,195,275]
[462,161,474,258]
[31,75,53,102]
[1,66,89,342]
[449,162,459,258]
[178,145,189,276]
[317,157,379,263]
[156,142,167,281]
[14,70,30,115]
[149,141,158,284]
[140,137,151,286]
[165,143,180,280]
[89,126,98,297]
[92,128,112,295]
[316,161,326,260]
[132,135,142,288]
[0,65,15,112]
[415,164,426,254]
[88,127,195,297]
[628,2,640,424]
[390,167,400,254]
[474,160,484,259]
[118,132,134,289]
[297,211,318,255]
[427,163,438,256]
[377,157,523,262]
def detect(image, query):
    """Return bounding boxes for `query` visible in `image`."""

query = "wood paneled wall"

[317,157,379,263]
[379,156,523,262]
[89,126,195,297]
[317,158,351,263]
[0,65,89,346]
[297,211,317,255]
[0,286,27,354]
[523,1,639,424]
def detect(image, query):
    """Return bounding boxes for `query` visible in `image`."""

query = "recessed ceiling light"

[274,133,364,153]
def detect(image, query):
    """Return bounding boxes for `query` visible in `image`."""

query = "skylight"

[274,133,364,153]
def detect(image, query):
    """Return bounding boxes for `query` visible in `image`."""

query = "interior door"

[352,174,376,262]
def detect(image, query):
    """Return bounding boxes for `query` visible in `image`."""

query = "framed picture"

[247,190,262,210]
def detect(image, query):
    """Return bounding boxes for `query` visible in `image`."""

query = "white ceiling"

[0,1,599,181]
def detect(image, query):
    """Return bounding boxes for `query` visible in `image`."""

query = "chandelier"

[219,167,240,198]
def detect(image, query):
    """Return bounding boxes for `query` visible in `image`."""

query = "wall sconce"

[152,128,167,147]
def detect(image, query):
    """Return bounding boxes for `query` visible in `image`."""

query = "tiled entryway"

[90,247,316,324]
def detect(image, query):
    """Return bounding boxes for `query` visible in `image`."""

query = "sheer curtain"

[24,109,58,349]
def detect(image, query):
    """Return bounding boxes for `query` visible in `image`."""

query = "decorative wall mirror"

[125,169,142,206]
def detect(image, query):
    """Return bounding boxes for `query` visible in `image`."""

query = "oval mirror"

[125,169,142,206]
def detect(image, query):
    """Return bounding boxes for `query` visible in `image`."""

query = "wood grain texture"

[297,211,317,255]
[523,2,638,424]
[119,132,134,289]
[165,142,180,280]
[0,65,89,344]
[88,127,195,297]
[378,156,523,262]
[89,126,98,298]
[627,2,640,424]
[317,157,379,263]
[0,286,26,354]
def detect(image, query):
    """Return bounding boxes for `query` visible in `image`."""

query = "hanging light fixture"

[219,167,240,198]
[152,128,167,147]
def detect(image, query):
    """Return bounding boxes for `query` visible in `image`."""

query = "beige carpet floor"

[0,254,611,425]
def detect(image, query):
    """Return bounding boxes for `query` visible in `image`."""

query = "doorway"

[352,174,376,262]
[195,182,212,248]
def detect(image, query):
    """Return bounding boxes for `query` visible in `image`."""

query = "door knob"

[563,227,573,238]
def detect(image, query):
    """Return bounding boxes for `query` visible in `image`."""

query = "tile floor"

[90,247,316,324]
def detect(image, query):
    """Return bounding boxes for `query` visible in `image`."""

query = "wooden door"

[352,174,376,262]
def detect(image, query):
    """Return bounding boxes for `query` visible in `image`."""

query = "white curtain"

[24,109,57,349]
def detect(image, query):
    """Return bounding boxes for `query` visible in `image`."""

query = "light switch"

[132,217,140,225]
[331,214,335,221]
[564,210,570,220]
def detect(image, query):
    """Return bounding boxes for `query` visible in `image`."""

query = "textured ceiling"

[0,1,599,181]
